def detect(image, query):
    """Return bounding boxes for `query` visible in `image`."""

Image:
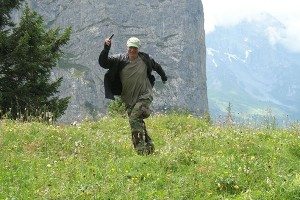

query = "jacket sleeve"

[150,57,168,82]
[98,44,119,69]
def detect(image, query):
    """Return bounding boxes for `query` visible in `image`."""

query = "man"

[98,36,167,155]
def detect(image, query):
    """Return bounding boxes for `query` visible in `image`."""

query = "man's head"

[127,37,140,61]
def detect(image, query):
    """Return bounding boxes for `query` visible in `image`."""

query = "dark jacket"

[98,45,167,100]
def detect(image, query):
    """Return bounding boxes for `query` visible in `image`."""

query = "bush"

[107,97,126,117]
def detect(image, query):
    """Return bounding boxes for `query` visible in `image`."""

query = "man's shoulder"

[138,52,151,60]
[138,51,149,56]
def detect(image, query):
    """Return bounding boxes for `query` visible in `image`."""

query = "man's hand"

[104,38,112,47]
[103,37,112,50]
[104,34,114,47]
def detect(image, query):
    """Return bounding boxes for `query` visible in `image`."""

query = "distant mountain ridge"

[206,14,300,122]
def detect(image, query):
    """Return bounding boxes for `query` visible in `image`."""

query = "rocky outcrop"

[25,0,208,123]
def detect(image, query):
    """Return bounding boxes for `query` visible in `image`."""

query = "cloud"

[202,0,300,52]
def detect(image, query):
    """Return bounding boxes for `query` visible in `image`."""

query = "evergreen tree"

[0,6,71,121]
[1,0,24,79]
[0,0,24,28]
[0,0,24,117]
[225,102,234,125]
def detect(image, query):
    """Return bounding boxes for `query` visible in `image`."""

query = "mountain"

[206,14,300,122]
[18,0,208,123]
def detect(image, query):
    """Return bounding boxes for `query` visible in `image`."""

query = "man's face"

[127,46,139,61]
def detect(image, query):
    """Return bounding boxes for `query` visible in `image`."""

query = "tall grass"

[0,114,300,199]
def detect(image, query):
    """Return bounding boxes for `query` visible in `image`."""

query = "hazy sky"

[202,0,300,52]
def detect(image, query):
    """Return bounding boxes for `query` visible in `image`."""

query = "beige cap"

[127,37,141,48]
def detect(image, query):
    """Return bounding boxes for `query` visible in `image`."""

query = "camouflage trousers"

[127,99,154,155]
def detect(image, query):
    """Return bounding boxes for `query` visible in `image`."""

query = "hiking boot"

[146,141,155,154]
[132,131,144,147]
[132,131,146,154]
[132,130,155,155]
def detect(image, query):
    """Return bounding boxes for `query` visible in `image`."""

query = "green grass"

[0,114,300,199]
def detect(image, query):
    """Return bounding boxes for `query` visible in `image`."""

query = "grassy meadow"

[0,114,300,199]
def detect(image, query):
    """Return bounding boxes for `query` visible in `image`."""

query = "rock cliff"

[24,0,208,123]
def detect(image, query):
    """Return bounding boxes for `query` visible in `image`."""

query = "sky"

[202,0,300,52]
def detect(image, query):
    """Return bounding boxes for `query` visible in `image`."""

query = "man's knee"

[139,104,151,119]
[133,100,151,119]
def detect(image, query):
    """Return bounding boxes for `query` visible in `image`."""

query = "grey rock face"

[25,0,208,123]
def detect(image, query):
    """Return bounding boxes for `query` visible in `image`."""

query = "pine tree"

[0,6,71,121]
[225,102,234,125]
[0,0,24,28]
[1,0,25,79]
[0,0,24,117]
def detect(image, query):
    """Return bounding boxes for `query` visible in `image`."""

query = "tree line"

[0,1,71,121]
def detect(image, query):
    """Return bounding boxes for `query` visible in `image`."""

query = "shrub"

[107,97,126,117]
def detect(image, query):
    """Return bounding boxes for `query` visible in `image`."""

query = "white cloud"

[202,0,300,52]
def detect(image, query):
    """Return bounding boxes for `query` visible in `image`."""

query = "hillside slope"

[1,115,299,199]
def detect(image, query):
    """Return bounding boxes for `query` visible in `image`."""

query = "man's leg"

[143,121,155,154]
[127,99,154,155]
